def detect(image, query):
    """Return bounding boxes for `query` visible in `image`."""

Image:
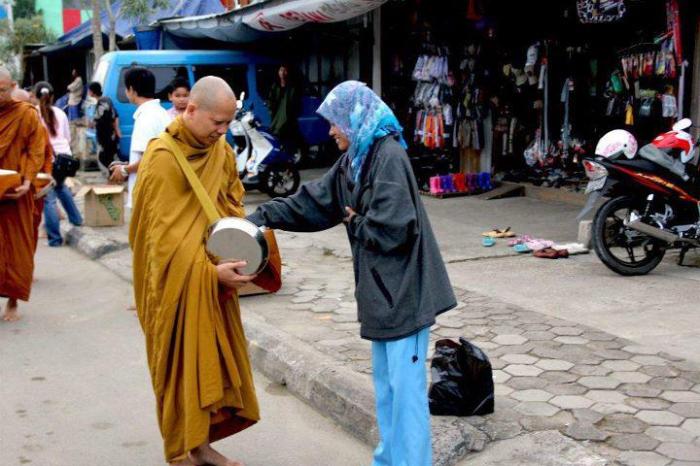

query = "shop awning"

[160,0,387,43]
[39,0,225,54]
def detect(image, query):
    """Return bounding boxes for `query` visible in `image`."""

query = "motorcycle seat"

[614,158,700,198]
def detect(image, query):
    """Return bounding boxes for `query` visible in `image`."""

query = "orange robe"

[0,101,46,301]
[130,118,260,462]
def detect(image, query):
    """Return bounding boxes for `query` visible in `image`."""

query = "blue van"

[92,50,284,161]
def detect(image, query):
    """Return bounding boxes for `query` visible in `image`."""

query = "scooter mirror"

[672,118,692,132]
[237,92,246,110]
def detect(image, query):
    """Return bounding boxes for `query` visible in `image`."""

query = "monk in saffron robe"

[0,67,47,321]
[11,87,53,250]
[130,76,266,466]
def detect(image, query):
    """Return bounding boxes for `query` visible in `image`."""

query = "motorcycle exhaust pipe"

[626,219,700,246]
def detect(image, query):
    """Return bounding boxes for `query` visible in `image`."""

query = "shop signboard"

[666,0,682,62]
[576,0,626,24]
[243,0,387,32]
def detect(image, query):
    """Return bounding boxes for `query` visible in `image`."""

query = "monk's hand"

[217,261,258,289]
[3,180,31,200]
[343,207,357,224]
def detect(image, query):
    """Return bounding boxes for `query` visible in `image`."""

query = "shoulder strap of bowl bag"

[159,131,221,225]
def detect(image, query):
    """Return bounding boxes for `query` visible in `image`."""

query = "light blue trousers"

[371,326,431,466]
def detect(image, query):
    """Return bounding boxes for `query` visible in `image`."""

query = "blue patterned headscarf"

[317,81,407,182]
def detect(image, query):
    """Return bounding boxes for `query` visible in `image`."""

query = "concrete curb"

[61,224,128,259]
[63,226,483,465]
[243,314,485,465]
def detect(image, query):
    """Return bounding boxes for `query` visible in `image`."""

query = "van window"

[117,66,189,103]
[193,65,248,99]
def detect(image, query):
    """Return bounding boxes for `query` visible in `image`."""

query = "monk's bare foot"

[2,299,20,322]
[126,304,136,311]
[169,458,196,466]
[189,444,244,466]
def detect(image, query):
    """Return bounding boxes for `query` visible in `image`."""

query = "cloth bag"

[428,337,495,416]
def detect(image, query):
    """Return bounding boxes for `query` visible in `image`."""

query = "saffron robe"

[129,117,260,462]
[0,101,47,301]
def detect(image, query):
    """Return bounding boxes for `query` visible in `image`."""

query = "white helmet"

[595,130,638,159]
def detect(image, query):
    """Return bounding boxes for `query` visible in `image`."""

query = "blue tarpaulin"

[55,0,225,47]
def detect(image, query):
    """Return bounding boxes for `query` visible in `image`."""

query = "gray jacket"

[247,136,456,340]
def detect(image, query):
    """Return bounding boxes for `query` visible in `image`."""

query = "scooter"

[580,118,700,275]
[229,93,300,198]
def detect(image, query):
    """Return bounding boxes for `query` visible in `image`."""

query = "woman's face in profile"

[329,125,349,152]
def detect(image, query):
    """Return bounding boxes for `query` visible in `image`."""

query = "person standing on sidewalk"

[34,82,83,247]
[66,69,83,122]
[267,64,302,154]
[88,81,121,175]
[247,80,457,466]
[130,76,277,466]
[0,67,47,322]
[109,67,171,209]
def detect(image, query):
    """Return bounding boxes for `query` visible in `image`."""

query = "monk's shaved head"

[190,76,237,111]
[0,66,16,107]
[183,75,238,146]
[0,66,12,82]
[11,88,31,103]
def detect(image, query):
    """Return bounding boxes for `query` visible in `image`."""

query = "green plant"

[5,15,55,53]
[119,0,169,25]
[13,0,36,20]
[0,15,55,80]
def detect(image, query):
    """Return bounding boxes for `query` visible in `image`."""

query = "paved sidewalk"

[59,218,700,465]
[55,171,700,464]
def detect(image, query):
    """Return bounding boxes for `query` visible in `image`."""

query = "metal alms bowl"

[206,217,269,276]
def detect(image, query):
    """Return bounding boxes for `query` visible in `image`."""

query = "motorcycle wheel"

[262,166,300,198]
[592,196,666,276]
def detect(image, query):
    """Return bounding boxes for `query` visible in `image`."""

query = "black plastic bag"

[428,337,495,416]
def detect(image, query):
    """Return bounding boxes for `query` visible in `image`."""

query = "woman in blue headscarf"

[248,81,456,466]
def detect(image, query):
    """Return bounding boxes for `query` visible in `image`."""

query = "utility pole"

[91,0,104,67]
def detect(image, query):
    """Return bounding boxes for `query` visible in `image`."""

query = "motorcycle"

[579,118,700,276]
[229,93,300,198]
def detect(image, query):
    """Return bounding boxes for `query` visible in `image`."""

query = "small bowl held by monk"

[33,173,55,199]
[0,169,22,199]
[206,217,269,276]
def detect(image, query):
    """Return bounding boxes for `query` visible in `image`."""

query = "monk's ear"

[184,101,196,116]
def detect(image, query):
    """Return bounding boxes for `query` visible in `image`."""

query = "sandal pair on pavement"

[534,248,570,259]
[482,227,516,238]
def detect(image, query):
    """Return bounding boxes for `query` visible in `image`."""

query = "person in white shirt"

[109,67,172,208]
